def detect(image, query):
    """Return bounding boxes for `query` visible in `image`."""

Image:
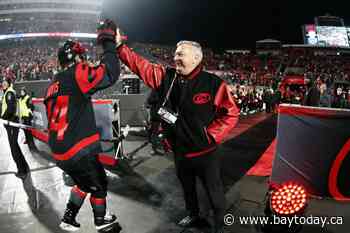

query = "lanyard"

[161,73,178,107]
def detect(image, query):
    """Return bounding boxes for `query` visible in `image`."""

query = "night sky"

[102,0,348,49]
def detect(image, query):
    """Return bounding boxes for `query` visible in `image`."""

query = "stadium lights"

[260,181,308,233]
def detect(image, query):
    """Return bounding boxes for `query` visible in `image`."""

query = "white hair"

[176,40,203,63]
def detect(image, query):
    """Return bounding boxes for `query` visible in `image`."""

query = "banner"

[270,104,350,200]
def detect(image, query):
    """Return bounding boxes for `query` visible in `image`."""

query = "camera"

[157,107,178,124]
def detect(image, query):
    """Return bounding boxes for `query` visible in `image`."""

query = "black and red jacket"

[44,41,120,161]
[117,44,239,158]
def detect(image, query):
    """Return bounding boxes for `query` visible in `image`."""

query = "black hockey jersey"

[44,41,120,161]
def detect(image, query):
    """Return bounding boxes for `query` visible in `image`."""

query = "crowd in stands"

[0,40,100,82]
[143,43,280,87]
[0,44,57,81]
[1,40,350,111]
[144,43,350,111]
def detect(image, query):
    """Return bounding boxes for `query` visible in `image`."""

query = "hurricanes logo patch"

[193,93,211,105]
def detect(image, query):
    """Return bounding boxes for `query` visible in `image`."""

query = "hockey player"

[44,19,121,232]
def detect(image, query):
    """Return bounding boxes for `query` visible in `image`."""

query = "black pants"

[57,155,108,198]
[22,116,37,150]
[175,148,225,229]
[265,102,271,113]
[4,125,29,174]
[149,121,162,151]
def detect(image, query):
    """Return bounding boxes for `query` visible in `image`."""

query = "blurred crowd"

[1,41,350,111]
[0,45,57,81]
[0,40,100,82]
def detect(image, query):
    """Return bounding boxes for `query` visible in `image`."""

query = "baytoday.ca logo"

[272,215,343,228]
[224,214,343,228]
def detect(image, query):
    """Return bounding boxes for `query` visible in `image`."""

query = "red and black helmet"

[58,40,87,66]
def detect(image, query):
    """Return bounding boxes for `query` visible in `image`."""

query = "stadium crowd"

[1,41,350,111]
[0,44,57,81]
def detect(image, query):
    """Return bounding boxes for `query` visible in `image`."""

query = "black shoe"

[95,213,118,230]
[150,150,164,156]
[59,203,80,232]
[178,215,208,228]
[97,222,122,233]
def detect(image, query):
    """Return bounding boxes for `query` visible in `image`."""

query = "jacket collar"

[180,64,203,80]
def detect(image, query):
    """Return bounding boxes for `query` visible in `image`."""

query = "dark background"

[101,0,348,49]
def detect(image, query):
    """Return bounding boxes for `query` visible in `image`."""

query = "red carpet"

[246,139,276,176]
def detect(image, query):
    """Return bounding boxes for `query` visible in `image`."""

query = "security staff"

[19,87,37,151]
[1,79,30,179]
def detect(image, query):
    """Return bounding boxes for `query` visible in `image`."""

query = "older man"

[116,32,239,233]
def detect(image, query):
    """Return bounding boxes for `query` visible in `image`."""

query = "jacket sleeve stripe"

[117,44,166,89]
[75,63,106,94]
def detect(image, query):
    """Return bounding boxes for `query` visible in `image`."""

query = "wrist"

[116,41,123,49]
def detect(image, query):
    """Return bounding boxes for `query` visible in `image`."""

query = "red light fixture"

[270,182,307,216]
[260,182,308,233]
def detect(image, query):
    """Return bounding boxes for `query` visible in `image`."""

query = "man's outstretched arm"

[117,42,166,90]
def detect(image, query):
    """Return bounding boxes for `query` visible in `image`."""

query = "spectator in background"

[319,83,331,108]
[263,88,273,113]
[303,79,320,107]
[339,90,349,109]
[332,87,344,108]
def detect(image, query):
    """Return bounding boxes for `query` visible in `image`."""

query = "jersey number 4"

[48,96,69,140]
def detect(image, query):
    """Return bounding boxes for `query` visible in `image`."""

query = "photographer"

[116,32,239,233]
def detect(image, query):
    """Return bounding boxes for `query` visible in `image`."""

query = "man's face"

[2,80,9,90]
[337,88,342,95]
[174,44,198,76]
